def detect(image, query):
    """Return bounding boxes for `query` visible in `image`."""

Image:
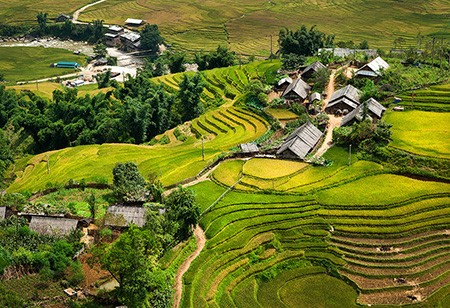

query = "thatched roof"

[365,98,386,118]
[356,57,389,77]
[282,78,311,100]
[29,216,78,235]
[105,206,146,228]
[277,122,323,159]
[326,85,362,110]
[0,207,6,220]
[240,142,259,153]
[302,61,326,76]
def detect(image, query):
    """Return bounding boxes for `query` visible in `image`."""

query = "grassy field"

[79,0,450,55]
[397,83,450,112]
[8,82,111,99]
[0,0,92,24]
[266,108,299,120]
[384,110,450,158]
[0,46,85,83]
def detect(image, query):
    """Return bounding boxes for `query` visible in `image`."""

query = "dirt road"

[172,225,206,308]
[72,0,107,24]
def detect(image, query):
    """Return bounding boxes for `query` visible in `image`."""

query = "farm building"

[355,57,389,78]
[105,25,124,46]
[277,76,292,92]
[341,98,386,126]
[318,48,378,58]
[282,78,311,103]
[125,18,144,26]
[240,142,259,154]
[277,122,323,160]
[55,61,80,69]
[55,14,71,22]
[310,92,322,103]
[29,216,78,236]
[0,207,6,221]
[301,61,326,79]
[105,205,146,228]
[325,84,362,115]
[120,32,141,51]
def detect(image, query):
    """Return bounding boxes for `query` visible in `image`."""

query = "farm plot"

[384,110,450,158]
[397,84,450,112]
[79,0,450,55]
[0,47,86,83]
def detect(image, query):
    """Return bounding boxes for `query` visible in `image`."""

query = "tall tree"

[278,25,334,57]
[165,187,200,240]
[112,162,148,203]
[140,24,163,52]
[36,12,48,34]
[178,73,204,122]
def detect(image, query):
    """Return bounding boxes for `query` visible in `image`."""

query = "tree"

[178,73,204,122]
[311,68,330,92]
[95,70,112,89]
[140,24,163,52]
[281,53,306,70]
[165,187,200,240]
[90,19,105,43]
[93,43,107,58]
[112,162,148,203]
[36,12,48,34]
[167,51,186,73]
[0,73,4,82]
[359,40,370,49]
[96,226,169,307]
[278,25,334,57]
[86,193,97,220]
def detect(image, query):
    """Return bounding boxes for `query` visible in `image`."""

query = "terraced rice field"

[186,146,450,306]
[7,62,277,193]
[397,84,450,112]
[79,0,450,55]
[384,110,450,158]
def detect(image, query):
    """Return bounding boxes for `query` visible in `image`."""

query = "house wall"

[325,101,357,115]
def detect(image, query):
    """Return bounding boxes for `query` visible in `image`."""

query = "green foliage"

[165,187,200,240]
[281,53,306,70]
[94,70,112,89]
[311,68,330,92]
[194,46,236,70]
[112,162,148,203]
[278,25,334,57]
[166,51,186,74]
[93,43,107,59]
[178,73,205,122]
[140,24,164,52]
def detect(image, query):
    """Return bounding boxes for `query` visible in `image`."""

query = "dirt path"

[72,0,107,24]
[314,70,340,158]
[172,225,206,308]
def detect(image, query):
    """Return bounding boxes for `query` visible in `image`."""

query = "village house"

[29,216,79,236]
[276,76,292,92]
[318,48,378,58]
[325,84,362,115]
[301,61,326,79]
[105,25,124,47]
[355,56,389,78]
[105,205,147,228]
[277,121,323,160]
[120,32,141,52]
[282,78,311,103]
[55,14,71,23]
[341,97,387,126]
[240,142,259,154]
[125,18,144,27]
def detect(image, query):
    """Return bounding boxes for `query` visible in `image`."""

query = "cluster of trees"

[278,25,335,70]
[0,216,84,289]
[92,162,200,307]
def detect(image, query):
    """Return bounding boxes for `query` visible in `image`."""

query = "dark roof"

[0,207,5,220]
[340,98,385,126]
[326,85,362,110]
[277,122,323,159]
[240,142,259,153]
[105,206,146,227]
[356,57,389,77]
[302,61,326,76]
[29,216,78,235]
[282,78,311,100]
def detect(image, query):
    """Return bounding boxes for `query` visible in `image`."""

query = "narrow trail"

[172,225,206,308]
[314,70,340,158]
[72,0,107,24]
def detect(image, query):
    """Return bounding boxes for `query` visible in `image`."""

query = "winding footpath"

[172,225,206,308]
[72,0,107,24]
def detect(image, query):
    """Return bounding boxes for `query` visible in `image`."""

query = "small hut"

[341,97,386,126]
[29,216,78,236]
[355,57,389,78]
[105,206,146,228]
[282,78,311,103]
[276,77,293,92]
[325,84,362,115]
[277,122,323,160]
[301,61,326,80]
[240,142,259,154]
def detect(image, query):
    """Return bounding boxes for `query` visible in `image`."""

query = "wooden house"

[276,122,323,160]
[105,205,146,228]
[29,216,78,236]
[55,14,71,23]
[355,57,389,78]
[325,85,362,115]
[282,78,311,103]
[240,142,259,154]
[301,61,326,79]
[125,18,144,26]
[120,32,141,51]
[105,25,124,47]
[276,76,292,92]
[341,98,386,126]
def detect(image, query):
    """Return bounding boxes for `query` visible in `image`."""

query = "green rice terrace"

[78,0,450,55]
